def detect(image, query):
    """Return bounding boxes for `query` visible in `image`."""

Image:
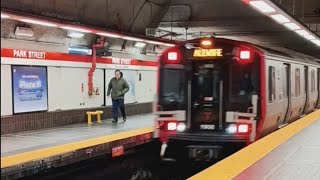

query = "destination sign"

[193,49,223,57]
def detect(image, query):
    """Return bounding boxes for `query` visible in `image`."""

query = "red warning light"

[162,47,182,64]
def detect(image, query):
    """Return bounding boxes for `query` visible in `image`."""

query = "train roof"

[256,45,320,65]
[185,37,320,65]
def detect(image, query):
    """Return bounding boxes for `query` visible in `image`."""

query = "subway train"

[153,37,320,161]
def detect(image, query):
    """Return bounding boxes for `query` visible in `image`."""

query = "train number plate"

[200,124,215,130]
[112,145,124,157]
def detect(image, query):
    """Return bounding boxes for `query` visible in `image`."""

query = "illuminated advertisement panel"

[12,66,48,113]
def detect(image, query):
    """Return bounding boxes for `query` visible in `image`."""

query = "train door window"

[159,68,185,110]
[295,68,301,97]
[268,66,276,103]
[311,70,315,93]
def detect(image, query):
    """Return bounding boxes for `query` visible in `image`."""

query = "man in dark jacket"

[107,70,129,123]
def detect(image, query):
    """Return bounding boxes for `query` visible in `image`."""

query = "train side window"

[268,66,276,103]
[311,70,315,93]
[295,68,301,97]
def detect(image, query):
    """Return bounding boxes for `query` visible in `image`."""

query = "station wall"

[0,48,158,134]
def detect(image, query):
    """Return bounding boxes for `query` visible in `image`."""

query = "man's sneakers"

[112,118,126,123]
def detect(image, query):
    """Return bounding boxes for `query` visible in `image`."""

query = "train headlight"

[226,124,237,134]
[177,123,186,132]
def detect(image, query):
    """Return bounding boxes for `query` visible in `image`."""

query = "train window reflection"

[230,64,258,102]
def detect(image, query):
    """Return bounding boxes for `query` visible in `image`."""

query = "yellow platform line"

[1,127,154,169]
[188,110,320,180]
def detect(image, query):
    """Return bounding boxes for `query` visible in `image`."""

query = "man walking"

[107,70,129,123]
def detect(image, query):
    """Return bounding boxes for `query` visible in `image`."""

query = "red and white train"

[153,37,320,161]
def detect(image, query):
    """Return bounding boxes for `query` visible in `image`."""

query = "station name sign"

[13,49,46,59]
[111,58,132,65]
[193,49,223,57]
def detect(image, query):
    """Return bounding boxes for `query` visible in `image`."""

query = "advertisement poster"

[12,66,48,113]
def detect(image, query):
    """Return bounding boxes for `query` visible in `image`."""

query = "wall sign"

[13,49,46,59]
[12,65,48,113]
[112,58,132,65]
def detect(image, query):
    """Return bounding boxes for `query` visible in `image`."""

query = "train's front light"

[177,123,186,132]
[226,124,237,134]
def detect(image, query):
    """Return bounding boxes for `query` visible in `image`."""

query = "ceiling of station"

[1,0,320,58]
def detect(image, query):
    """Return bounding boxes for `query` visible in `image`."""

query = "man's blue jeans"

[112,99,126,120]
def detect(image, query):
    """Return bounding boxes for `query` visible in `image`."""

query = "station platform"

[1,114,155,179]
[189,110,320,180]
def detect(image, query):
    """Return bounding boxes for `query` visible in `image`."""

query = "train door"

[303,66,309,114]
[282,64,291,124]
[317,68,320,108]
[191,61,224,131]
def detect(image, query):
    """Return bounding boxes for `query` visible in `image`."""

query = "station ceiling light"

[249,0,275,13]
[20,19,58,27]
[311,40,320,46]
[295,30,309,36]
[122,36,144,42]
[1,13,9,18]
[134,42,146,48]
[304,35,316,40]
[244,0,320,48]
[270,14,290,24]
[283,22,300,30]
[61,26,92,33]
[163,43,175,47]
[96,32,122,38]
[68,32,84,38]
[145,40,164,45]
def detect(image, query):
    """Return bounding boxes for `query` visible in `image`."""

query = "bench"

[86,110,104,124]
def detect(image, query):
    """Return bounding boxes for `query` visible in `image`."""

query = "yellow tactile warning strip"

[188,109,320,180]
[1,127,153,169]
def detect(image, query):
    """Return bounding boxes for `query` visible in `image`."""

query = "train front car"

[154,38,265,162]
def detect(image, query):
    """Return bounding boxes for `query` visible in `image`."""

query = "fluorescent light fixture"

[68,47,92,55]
[1,13,9,18]
[15,26,34,37]
[134,42,146,48]
[283,22,300,30]
[68,32,84,38]
[163,43,175,47]
[311,39,320,46]
[304,34,316,40]
[122,36,144,41]
[97,32,122,38]
[61,26,91,33]
[295,30,309,36]
[145,40,164,45]
[249,0,276,13]
[270,14,290,24]
[20,19,58,27]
